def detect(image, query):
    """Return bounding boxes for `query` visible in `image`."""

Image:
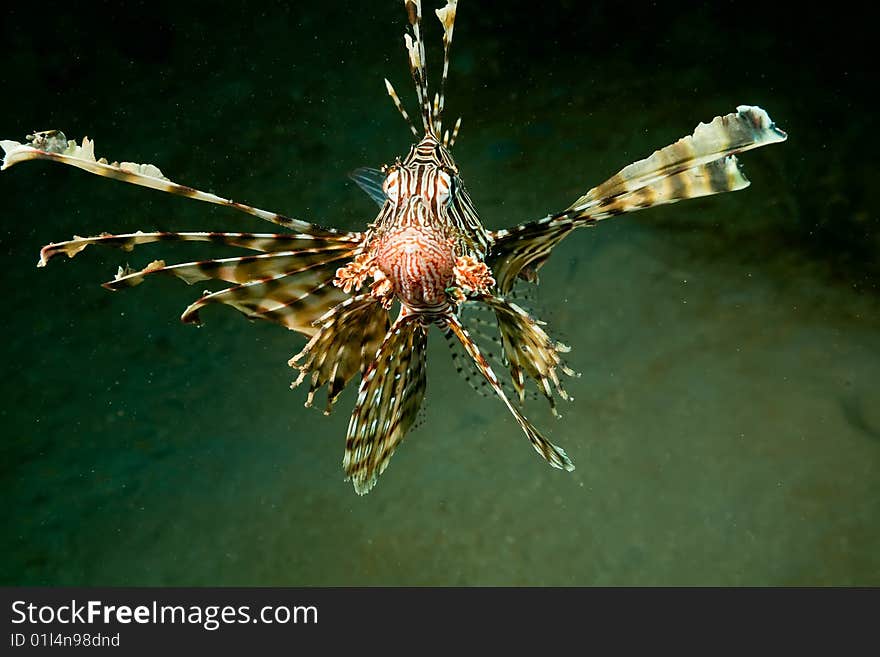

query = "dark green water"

[2,1,878,585]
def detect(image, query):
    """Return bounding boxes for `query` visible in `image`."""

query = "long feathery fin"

[434,0,458,133]
[403,0,433,134]
[486,221,575,293]
[444,327,494,398]
[38,230,358,268]
[179,254,355,337]
[446,314,575,472]
[565,105,788,215]
[1,132,351,238]
[37,225,358,337]
[488,105,788,292]
[444,318,531,400]
[384,78,419,138]
[103,247,352,290]
[475,294,578,415]
[344,313,428,495]
[289,294,389,415]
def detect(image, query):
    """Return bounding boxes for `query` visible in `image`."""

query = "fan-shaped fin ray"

[1,132,354,237]
[488,106,788,293]
[446,314,574,472]
[180,258,353,337]
[474,294,577,415]
[344,313,428,495]
[290,294,390,415]
[104,247,354,289]
[349,167,387,207]
[38,230,358,268]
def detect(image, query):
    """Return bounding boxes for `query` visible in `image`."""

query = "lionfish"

[1,0,787,494]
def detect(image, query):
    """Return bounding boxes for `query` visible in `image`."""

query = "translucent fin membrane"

[475,294,578,416]
[446,314,575,472]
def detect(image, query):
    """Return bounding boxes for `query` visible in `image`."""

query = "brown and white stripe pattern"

[1,4,788,496]
[38,229,360,336]
[1,133,352,238]
[475,293,578,415]
[344,313,428,495]
[488,105,787,292]
[1,133,363,337]
[446,314,575,472]
[389,1,461,143]
[434,0,457,132]
[375,225,456,313]
[370,138,490,261]
[38,231,353,267]
[290,294,390,414]
[104,246,354,289]
[179,259,354,336]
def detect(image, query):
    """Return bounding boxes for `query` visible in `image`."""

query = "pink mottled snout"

[375,204,455,313]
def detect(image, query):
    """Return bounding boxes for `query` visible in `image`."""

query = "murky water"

[2,1,877,585]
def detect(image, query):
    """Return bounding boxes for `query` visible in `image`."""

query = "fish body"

[352,136,474,315]
[0,0,787,494]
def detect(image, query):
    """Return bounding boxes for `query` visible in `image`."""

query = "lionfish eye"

[436,169,453,206]
[383,168,400,203]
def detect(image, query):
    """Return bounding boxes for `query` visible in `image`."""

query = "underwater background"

[1,0,877,585]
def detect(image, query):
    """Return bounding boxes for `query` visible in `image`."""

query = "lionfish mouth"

[0,0,787,495]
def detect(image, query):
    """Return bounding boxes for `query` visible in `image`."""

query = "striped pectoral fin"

[568,105,787,215]
[475,294,577,416]
[487,106,787,292]
[38,231,358,267]
[289,294,390,415]
[37,226,360,337]
[487,220,576,294]
[103,247,355,289]
[444,303,511,398]
[343,314,428,495]
[444,327,494,398]
[179,258,352,337]
[588,154,749,215]
[1,131,353,237]
[446,314,575,473]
